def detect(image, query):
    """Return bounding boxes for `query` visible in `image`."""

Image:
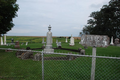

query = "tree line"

[82,0,120,39]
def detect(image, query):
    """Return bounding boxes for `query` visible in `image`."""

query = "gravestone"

[110,36,114,45]
[65,37,68,43]
[33,53,41,61]
[69,35,75,46]
[26,42,28,45]
[115,38,119,44]
[42,38,46,44]
[15,41,20,48]
[1,37,3,45]
[80,35,109,47]
[4,34,6,45]
[44,25,54,53]
[57,42,61,48]
[21,51,33,60]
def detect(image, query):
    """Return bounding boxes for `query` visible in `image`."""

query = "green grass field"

[0,36,120,80]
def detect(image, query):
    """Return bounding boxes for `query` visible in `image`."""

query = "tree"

[82,0,120,39]
[0,0,19,36]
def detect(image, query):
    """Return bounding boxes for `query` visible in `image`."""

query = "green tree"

[83,0,120,38]
[0,0,19,36]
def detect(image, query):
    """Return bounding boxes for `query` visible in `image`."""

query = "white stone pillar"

[4,34,6,45]
[65,37,68,43]
[110,36,114,45]
[1,37,3,45]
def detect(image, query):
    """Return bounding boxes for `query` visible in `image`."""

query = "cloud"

[7,0,110,36]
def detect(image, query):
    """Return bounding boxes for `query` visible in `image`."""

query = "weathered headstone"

[69,35,75,46]
[115,38,119,44]
[33,53,41,61]
[110,36,114,45]
[80,35,109,47]
[1,37,3,45]
[44,25,54,53]
[21,51,33,60]
[57,42,61,48]
[15,41,20,48]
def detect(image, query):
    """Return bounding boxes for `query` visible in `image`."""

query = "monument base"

[69,43,75,46]
[44,49,54,53]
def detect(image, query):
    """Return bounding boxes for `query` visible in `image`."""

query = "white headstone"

[69,35,75,46]
[110,36,114,45]
[42,38,45,43]
[1,37,3,45]
[4,34,6,45]
[26,42,28,45]
[65,37,68,43]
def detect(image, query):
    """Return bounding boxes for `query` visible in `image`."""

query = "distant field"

[0,36,80,43]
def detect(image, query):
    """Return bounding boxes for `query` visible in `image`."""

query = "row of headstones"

[0,35,29,46]
[42,35,75,46]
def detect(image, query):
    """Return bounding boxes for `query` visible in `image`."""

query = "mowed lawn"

[0,36,120,80]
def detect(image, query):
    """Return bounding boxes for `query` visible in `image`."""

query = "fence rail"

[0,48,120,80]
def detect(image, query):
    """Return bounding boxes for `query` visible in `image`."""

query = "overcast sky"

[7,0,110,37]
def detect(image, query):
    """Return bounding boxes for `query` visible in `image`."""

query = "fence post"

[91,46,96,80]
[41,51,44,80]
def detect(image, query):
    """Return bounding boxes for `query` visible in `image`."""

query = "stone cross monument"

[44,25,54,53]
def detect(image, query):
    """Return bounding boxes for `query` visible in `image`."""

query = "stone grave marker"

[80,35,109,47]
[26,42,28,45]
[65,37,68,43]
[44,25,54,53]
[115,38,119,44]
[69,35,75,46]
[15,41,20,48]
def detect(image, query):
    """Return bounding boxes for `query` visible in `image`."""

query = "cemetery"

[0,26,120,80]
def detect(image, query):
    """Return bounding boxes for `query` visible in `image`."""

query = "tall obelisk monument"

[44,25,54,53]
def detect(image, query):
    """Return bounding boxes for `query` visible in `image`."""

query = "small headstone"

[42,38,45,44]
[15,41,20,48]
[80,49,85,55]
[115,38,119,44]
[69,35,75,46]
[26,42,28,45]
[57,42,61,48]
[33,53,41,61]
[65,37,68,43]
[67,53,76,61]
[21,51,33,60]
